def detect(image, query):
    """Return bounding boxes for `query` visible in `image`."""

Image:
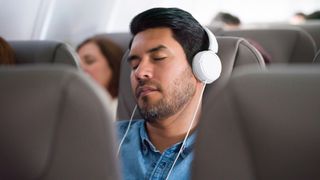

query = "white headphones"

[192,27,222,84]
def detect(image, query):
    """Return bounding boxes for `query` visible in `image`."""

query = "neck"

[146,83,204,153]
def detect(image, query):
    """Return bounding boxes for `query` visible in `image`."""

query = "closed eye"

[153,57,167,61]
[129,59,140,70]
[127,55,140,70]
[84,57,96,65]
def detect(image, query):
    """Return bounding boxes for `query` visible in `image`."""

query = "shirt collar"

[139,121,197,158]
[140,122,159,154]
[180,131,197,158]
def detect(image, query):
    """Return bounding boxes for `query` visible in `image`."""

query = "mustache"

[135,80,162,98]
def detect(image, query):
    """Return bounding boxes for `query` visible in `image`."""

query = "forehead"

[130,27,183,54]
[79,42,99,53]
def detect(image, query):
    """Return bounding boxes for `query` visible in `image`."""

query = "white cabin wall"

[0,0,320,45]
[105,0,221,32]
[0,0,42,40]
[106,0,320,32]
[0,0,119,46]
[218,0,320,23]
[38,0,117,46]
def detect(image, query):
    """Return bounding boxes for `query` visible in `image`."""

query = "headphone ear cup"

[192,51,222,84]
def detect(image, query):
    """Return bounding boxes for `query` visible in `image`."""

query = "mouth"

[136,86,158,98]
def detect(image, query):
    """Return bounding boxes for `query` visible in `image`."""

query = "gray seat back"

[9,40,80,68]
[220,28,316,63]
[95,33,132,53]
[0,66,120,180]
[193,65,320,180]
[296,21,320,51]
[116,35,265,120]
[240,21,320,51]
[313,49,320,63]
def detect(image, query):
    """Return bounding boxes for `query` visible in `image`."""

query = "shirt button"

[159,162,166,168]
[142,146,148,154]
[151,162,156,168]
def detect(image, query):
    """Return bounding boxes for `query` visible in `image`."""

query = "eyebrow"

[147,45,167,53]
[127,55,139,62]
[127,45,168,62]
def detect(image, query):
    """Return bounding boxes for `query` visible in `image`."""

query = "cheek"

[97,63,113,85]
[130,73,137,93]
[83,64,98,76]
[100,62,112,78]
[165,67,195,87]
[91,59,109,75]
[84,62,110,85]
[80,64,94,78]
[157,69,181,85]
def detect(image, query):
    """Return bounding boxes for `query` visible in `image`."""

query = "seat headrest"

[117,35,265,120]
[8,40,80,68]
[193,64,320,180]
[0,65,119,179]
[220,28,316,63]
[95,33,132,53]
[296,21,320,51]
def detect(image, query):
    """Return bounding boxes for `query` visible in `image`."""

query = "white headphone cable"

[117,105,137,157]
[165,83,207,180]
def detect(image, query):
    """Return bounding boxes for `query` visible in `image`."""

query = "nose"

[133,59,153,81]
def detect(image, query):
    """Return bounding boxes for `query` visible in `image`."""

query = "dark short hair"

[77,35,123,98]
[306,11,320,20]
[0,37,15,65]
[212,12,241,26]
[294,12,306,18]
[129,7,209,66]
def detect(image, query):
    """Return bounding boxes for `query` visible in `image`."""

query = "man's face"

[128,27,197,122]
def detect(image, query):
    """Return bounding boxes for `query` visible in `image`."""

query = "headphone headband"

[203,27,218,53]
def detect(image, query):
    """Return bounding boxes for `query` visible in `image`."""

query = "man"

[117,7,215,179]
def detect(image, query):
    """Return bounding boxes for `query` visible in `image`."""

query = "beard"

[137,67,196,123]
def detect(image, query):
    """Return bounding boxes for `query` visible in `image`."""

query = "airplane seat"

[314,49,320,63]
[0,65,120,180]
[95,32,132,53]
[243,21,320,51]
[193,65,320,180]
[296,21,320,51]
[207,25,224,35]
[8,40,80,68]
[116,35,266,120]
[220,28,317,63]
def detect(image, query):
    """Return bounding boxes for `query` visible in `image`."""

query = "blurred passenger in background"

[209,12,271,64]
[0,37,15,65]
[77,35,123,119]
[290,12,306,25]
[210,12,241,30]
[290,10,320,24]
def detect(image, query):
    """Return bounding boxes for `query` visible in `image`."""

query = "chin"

[139,95,161,107]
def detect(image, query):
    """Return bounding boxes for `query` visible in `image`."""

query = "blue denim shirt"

[116,119,196,180]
